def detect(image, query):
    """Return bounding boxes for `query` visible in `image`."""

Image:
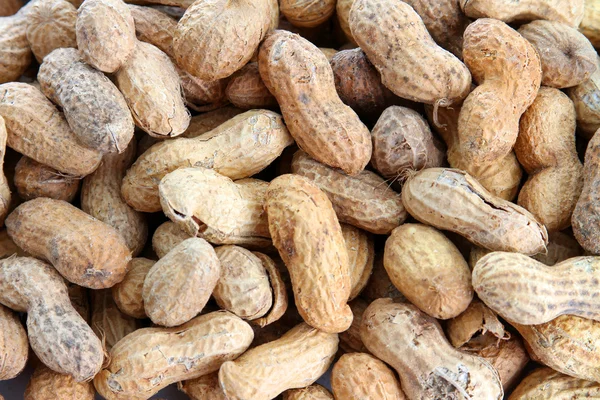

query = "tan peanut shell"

[446,299,508,349]
[0,10,32,84]
[384,223,473,320]
[121,109,293,212]
[81,141,147,256]
[38,48,134,154]
[473,336,530,392]
[515,87,583,231]
[336,0,356,43]
[67,283,90,323]
[251,251,288,328]
[342,224,374,300]
[403,168,548,255]
[284,385,333,400]
[152,221,190,258]
[173,0,271,80]
[0,0,22,16]
[568,56,600,138]
[159,168,270,247]
[266,174,352,333]
[457,18,542,166]
[181,107,245,139]
[76,0,136,73]
[339,298,369,354]
[90,289,139,352]
[533,231,583,265]
[512,315,600,382]
[0,257,103,381]
[0,83,102,176]
[219,322,338,400]
[26,0,77,63]
[24,365,95,400]
[0,117,11,227]
[259,30,372,175]
[331,352,406,400]
[179,372,227,400]
[0,303,27,380]
[94,311,254,399]
[474,252,600,325]
[280,0,335,28]
[111,257,155,319]
[5,198,132,289]
[361,299,503,399]
[143,237,220,327]
[581,0,600,48]
[460,0,584,27]
[226,63,278,110]
[362,254,405,302]
[519,21,597,88]
[178,68,229,112]
[291,150,406,234]
[371,106,446,179]
[14,157,79,202]
[509,367,600,400]
[349,0,471,105]
[115,40,190,138]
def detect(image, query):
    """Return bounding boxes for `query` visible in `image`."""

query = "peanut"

[152,221,190,258]
[339,298,369,354]
[568,56,600,139]
[5,198,132,289]
[181,107,245,139]
[178,372,227,400]
[67,282,90,322]
[0,0,22,16]
[24,365,95,400]
[362,254,405,303]
[342,224,374,300]
[253,252,289,328]
[111,257,155,319]
[225,63,278,110]
[26,0,77,63]
[580,0,600,48]
[0,117,11,227]
[0,303,27,380]
[0,257,103,381]
[280,0,335,28]
[533,231,583,265]
[509,367,600,399]
[0,229,26,259]
[90,289,140,352]
[284,384,333,400]
[0,7,31,84]
[446,299,508,349]
[14,156,80,202]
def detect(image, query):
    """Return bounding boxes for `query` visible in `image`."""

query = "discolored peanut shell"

[219,322,339,400]
[0,303,27,380]
[226,63,278,110]
[152,221,190,258]
[284,385,333,400]
[0,11,32,84]
[179,373,227,400]
[5,198,132,289]
[90,289,139,352]
[280,0,335,28]
[38,48,135,154]
[94,311,254,399]
[121,109,293,213]
[0,257,103,381]
[331,352,406,400]
[14,157,80,202]
[259,30,372,175]
[76,0,136,73]
[509,367,600,399]
[291,150,406,234]
[384,223,473,320]
[568,57,600,138]
[402,168,548,255]
[266,174,352,333]
[361,299,503,400]
[143,237,220,327]
[26,0,77,63]
[342,224,374,300]
[0,83,102,176]
[81,140,148,256]
[349,0,471,105]
[111,257,154,319]
[580,0,600,48]
[24,365,95,400]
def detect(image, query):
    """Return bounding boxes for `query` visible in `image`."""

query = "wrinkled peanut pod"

[342,224,374,300]
[580,0,600,48]
[14,156,79,202]
[0,9,32,84]
[90,289,140,352]
[152,221,190,258]
[0,303,28,380]
[509,367,600,399]
[280,0,335,28]
[284,384,333,400]
[24,365,95,400]
[226,63,278,110]
[339,298,370,354]
[0,117,11,227]
[111,257,155,319]
[26,0,77,63]
[179,372,227,400]
[568,56,600,138]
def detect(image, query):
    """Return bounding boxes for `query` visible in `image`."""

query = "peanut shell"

[284,385,333,400]
[280,0,335,28]
[152,221,190,258]
[111,257,155,319]
[509,367,600,399]
[0,303,27,380]
[226,63,278,110]
[568,56,600,138]
[0,10,31,84]
[14,157,79,202]
[24,365,95,400]
[91,289,139,352]
[26,0,77,63]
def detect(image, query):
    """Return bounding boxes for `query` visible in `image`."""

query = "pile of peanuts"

[0,0,599,399]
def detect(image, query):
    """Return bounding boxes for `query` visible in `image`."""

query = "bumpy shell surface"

[259,30,372,176]
[90,289,139,352]
[342,224,374,300]
[94,311,254,399]
[0,117,11,227]
[0,303,28,380]
[0,11,32,84]
[76,0,136,73]
[568,56,600,138]
[152,221,190,258]
[280,0,335,28]
[0,83,102,176]
[580,0,600,48]
[508,367,600,399]
[24,365,95,400]
[266,174,352,333]
[14,157,80,202]
[179,372,227,400]
[26,0,77,63]
[284,384,333,400]
[339,298,370,353]
[226,63,278,110]
[128,4,176,56]
[5,198,132,289]
[111,257,155,319]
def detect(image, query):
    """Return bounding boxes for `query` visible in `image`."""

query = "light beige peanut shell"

[90,289,139,352]
[459,0,584,27]
[219,322,338,400]
[0,9,32,84]
[280,0,335,28]
[370,106,446,179]
[474,252,600,325]
[152,221,190,258]
[331,352,406,400]
[361,299,503,399]
[178,67,229,112]
[115,40,190,138]
[0,83,102,176]
[342,224,374,300]
[515,87,583,232]
[5,198,132,289]
[76,0,136,73]
[0,257,103,381]
[336,0,356,43]
[179,372,227,400]
[181,106,245,139]
[384,223,473,320]
[159,167,270,247]
[0,117,11,227]
[259,30,372,175]
[339,298,369,354]
[251,251,288,328]
[349,0,471,105]
[26,0,77,63]
[94,311,254,399]
[402,168,548,255]
[81,140,148,256]
[580,0,600,48]
[14,157,79,202]
[122,109,293,213]
[362,254,405,302]
[0,303,27,380]
[226,63,278,110]
[291,150,406,234]
[457,18,542,167]
[568,56,600,138]
[0,0,22,16]
[519,20,597,88]
[143,237,220,327]
[266,174,352,333]
[24,365,95,400]
[509,367,600,399]
[111,257,154,319]
[173,0,271,81]
[533,231,583,265]
[284,384,333,400]
[68,283,90,323]
[38,48,134,154]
